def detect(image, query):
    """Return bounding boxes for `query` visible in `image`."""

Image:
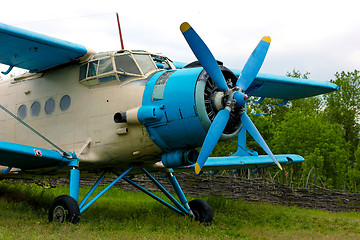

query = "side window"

[17,104,27,120]
[45,98,55,115]
[31,101,41,116]
[60,95,71,111]
[98,58,113,75]
[17,96,70,119]
[87,60,98,77]
[79,64,87,81]
[79,57,116,86]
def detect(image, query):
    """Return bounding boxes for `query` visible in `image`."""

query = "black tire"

[189,199,213,225]
[48,195,80,224]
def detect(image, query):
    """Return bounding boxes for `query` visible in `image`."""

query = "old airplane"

[0,21,338,224]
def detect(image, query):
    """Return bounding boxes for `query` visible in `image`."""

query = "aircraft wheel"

[48,195,80,224]
[189,199,213,225]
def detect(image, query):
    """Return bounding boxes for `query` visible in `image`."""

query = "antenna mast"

[116,12,125,50]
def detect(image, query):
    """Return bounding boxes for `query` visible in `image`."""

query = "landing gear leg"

[168,170,213,225]
[48,167,81,223]
[69,167,80,202]
[167,171,193,215]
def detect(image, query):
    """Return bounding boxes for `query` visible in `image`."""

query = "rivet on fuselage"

[132,151,141,156]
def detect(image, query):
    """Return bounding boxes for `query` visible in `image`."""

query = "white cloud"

[0,0,359,81]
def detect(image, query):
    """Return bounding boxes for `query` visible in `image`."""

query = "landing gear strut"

[48,166,213,225]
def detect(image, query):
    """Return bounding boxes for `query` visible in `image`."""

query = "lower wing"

[0,140,76,172]
[175,154,303,173]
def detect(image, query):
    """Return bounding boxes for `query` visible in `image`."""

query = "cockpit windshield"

[133,54,157,75]
[79,50,174,87]
[114,54,141,75]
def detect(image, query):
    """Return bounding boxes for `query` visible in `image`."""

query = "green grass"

[0,180,359,239]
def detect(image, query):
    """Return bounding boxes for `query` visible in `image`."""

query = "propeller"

[236,36,271,92]
[180,22,229,91]
[240,112,282,170]
[195,108,230,174]
[180,22,282,174]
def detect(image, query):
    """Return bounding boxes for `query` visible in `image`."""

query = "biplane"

[0,21,338,224]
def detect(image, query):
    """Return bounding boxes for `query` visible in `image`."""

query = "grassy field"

[0,180,359,240]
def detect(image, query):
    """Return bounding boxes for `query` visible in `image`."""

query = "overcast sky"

[0,0,359,81]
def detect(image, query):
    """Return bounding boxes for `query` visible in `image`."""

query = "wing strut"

[0,104,70,157]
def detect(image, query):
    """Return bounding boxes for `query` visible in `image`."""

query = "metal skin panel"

[141,68,207,151]
[0,22,89,72]
[162,68,199,120]
[172,61,188,69]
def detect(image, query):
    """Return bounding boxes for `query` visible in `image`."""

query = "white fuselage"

[0,63,163,171]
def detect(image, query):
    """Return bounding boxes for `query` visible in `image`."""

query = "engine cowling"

[125,66,242,153]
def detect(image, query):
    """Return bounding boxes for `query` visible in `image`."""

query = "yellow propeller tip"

[180,22,191,33]
[262,36,271,43]
[195,162,201,174]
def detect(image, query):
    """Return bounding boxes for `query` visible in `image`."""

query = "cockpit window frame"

[78,50,174,88]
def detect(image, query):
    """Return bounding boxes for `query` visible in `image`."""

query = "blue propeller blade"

[236,36,271,92]
[181,22,229,91]
[195,108,231,174]
[240,112,283,170]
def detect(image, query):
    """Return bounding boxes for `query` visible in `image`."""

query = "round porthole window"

[17,104,27,120]
[60,95,71,111]
[31,101,41,116]
[45,98,55,115]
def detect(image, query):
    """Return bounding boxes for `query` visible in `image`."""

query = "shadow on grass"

[0,180,252,228]
[0,180,55,211]
[0,180,195,224]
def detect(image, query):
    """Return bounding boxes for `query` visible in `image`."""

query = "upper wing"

[250,73,338,99]
[0,22,94,72]
[0,140,76,170]
[174,154,304,172]
[231,70,338,100]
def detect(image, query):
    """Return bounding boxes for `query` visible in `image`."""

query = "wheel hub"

[53,206,67,223]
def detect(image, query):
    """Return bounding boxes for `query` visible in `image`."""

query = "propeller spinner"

[180,22,282,174]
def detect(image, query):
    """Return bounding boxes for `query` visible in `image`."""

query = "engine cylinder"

[195,66,242,139]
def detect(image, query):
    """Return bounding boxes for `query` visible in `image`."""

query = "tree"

[272,106,350,188]
[325,70,360,163]
[348,145,360,192]
[246,69,319,155]
[212,69,358,190]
